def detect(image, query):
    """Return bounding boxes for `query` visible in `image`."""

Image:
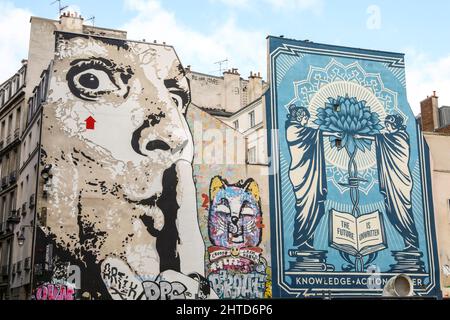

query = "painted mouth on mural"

[228,224,244,244]
[145,140,171,152]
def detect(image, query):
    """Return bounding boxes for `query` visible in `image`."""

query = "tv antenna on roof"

[51,0,68,15]
[86,16,95,26]
[213,59,229,75]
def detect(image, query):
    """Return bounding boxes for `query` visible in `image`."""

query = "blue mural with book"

[266,36,441,298]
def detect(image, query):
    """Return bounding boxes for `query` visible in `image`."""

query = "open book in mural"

[329,210,387,257]
[267,36,441,298]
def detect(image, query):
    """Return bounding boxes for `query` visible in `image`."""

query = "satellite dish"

[382,274,414,297]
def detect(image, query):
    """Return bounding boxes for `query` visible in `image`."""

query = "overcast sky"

[1,0,449,114]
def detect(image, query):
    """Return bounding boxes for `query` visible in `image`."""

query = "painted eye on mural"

[67,58,125,101]
[216,204,231,215]
[164,79,190,114]
[241,204,255,217]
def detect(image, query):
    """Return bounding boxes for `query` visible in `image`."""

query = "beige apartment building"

[0,12,129,300]
[0,62,27,299]
[186,68,269,165]
[420,92,450,298]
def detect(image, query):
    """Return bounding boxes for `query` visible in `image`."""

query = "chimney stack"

[59,10,84,33]
[420,91,440,132]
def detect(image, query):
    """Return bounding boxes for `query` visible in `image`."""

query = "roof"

[199,107,234,117]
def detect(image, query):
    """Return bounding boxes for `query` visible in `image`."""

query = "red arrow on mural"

[85,116,96,130]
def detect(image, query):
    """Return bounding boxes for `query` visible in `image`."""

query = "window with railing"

[15,107,21,135]
[27,68,49,125]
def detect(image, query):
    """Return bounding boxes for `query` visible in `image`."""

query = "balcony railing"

[1,176,8,188]
[0,221,12,235]
[29,195,35,209]
[9,171,17,184]
[1,265,9,277]
[7,210,20,224]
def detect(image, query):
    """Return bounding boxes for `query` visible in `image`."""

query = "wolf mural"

[33,32,216,300]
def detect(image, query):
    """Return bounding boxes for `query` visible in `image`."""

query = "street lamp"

[41,164,53,181]
[17,225,34,247]
[17,233,26,246]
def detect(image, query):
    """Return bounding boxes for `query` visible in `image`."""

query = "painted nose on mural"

[130,114,188,157]
[131,117,168,156]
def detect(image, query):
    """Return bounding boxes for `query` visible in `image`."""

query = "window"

[9,191,15,213]
[249,111,255,128]
[4,85,9,102]
[28,133,32,156]
[0,121,5,141]
[8,114,13,136]
[1,196,6,226]
[247,147,256,164]
[23,140,27,162]
[448,199,450,221]
[233,120,239,130]
[16,107,21,131]
[336,139,342,148]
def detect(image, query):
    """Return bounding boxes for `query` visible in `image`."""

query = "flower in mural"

[314,95,383,154]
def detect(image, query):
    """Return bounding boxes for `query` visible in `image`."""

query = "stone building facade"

[0,62,27,299]
[420,93,450,298]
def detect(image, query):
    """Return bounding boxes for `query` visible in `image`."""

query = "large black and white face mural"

[33,33,214,300]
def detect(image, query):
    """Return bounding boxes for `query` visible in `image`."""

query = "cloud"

[266,0,323,12]
[405,49,450,115]
[213,0,323,12]
[210,0,252,8]
[123,0,266,78]
[0,1,32,84]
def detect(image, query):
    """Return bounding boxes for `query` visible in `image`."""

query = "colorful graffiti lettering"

[35,284,75,301]
[142,281,187,300]
[209,270,267,299]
